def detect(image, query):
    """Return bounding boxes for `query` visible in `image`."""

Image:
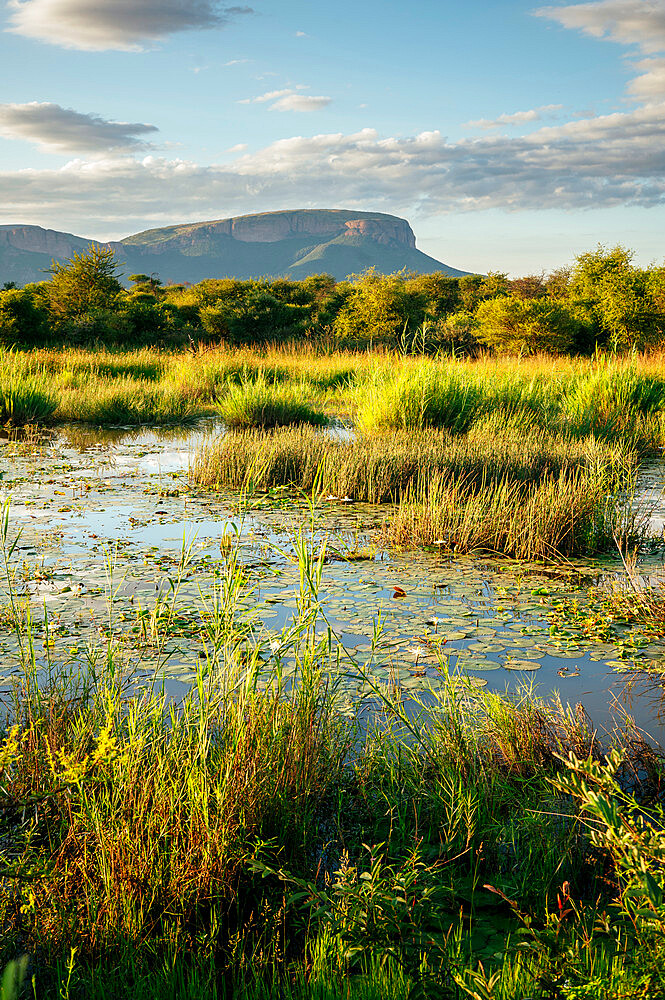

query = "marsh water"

[2,417,665,742]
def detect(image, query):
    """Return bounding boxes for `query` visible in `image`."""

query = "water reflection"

[0,418,663,742]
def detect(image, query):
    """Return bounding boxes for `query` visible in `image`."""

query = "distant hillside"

[0,210,473,286]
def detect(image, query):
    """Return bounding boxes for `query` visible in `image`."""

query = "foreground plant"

[0,506,663,999]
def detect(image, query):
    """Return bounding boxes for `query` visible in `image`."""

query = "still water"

[2,419,665,742]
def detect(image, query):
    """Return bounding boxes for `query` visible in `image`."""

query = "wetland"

[2,346,665,1000]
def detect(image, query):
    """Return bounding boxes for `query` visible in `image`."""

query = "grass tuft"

[216,374,328,428]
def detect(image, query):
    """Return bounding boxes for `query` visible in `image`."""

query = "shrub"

[332,270,424,345]
[0,289,47,347]
[476,296,581,354]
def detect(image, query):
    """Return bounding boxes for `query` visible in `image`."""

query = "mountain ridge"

[0,210,473,286]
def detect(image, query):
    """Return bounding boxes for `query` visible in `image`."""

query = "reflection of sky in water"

[1,420,664,742]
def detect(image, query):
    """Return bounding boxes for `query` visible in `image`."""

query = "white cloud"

[535,1,665,53]
[537,2,665,99]
[251,88,294,103]
[629,56,665,98]
[2,102,665,237]
[240,87,331,111]
[271,94,331,112]
[0,102,158,153]
[5,0,253,51]
[464,104,562,129]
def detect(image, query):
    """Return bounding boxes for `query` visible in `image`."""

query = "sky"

[0,0,664,275]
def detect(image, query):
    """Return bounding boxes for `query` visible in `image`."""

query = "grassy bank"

[1,533,664,999]
[0,347,663,437]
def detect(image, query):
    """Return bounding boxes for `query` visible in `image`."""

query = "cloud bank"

[2,100,665,235]
[0,102,158,153]
[5,0,253,51]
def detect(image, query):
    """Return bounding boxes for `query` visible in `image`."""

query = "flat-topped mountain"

[123,209,417,250]
[0,210,473,286]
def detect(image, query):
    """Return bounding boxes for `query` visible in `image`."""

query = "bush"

[201,289,310,344]
[476,296,582,354]
[332,270,425,345]
[0,289,47,347]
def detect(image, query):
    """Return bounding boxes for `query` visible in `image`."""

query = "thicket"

[2,243,665,354]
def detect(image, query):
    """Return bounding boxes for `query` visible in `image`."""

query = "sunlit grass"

[54,376,199,425]
[0,516,662,998]
[216,374,328,428]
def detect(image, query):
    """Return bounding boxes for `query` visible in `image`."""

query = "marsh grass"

[192,424,639,557]
[216,375,328,429]
[387,467,642,560]
[356,365,490,434]
[54,376,199,425]
[192,423,634,500]
[2,346,665,443]
[0,375,57,425]
[0,516,663,998]
[562,361,665,440]
[355,356,665,453]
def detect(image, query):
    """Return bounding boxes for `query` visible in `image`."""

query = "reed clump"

[54,376,199,425]
[386,467,639,559]
[0,375,57,425]
[0,351,58,424]
[192,422,636,519]
[216,374,328,429]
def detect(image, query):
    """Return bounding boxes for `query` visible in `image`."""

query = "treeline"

[1,243,664,353]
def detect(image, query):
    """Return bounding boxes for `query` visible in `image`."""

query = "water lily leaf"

[504,659,542,671]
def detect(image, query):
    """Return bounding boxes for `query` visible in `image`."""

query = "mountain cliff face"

[0,225,92,256]
[121,210,417,251]
[0,210,472,286]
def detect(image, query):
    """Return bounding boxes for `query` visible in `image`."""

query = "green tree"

[458,271,508,312]
[569,245,663,350]
[475,296,580,354]
[509,273,547,300]
[48,244,123,322]
[403,272,461,319]
[332,269,424,345]
[0,288,47,346]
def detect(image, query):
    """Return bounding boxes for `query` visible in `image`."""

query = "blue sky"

[0,0,664,274]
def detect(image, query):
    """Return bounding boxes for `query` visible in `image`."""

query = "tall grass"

[0,521,662,998]
[2,346,665,442]
[216,374,328,428]
[562,360,665,439]
[192,424,639,557]
[0,375,57,424]
[192,423,634,501]
[386,467,643,559]
[54,376,198,425]
[0,351,58,424]
[355,355,665,451]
